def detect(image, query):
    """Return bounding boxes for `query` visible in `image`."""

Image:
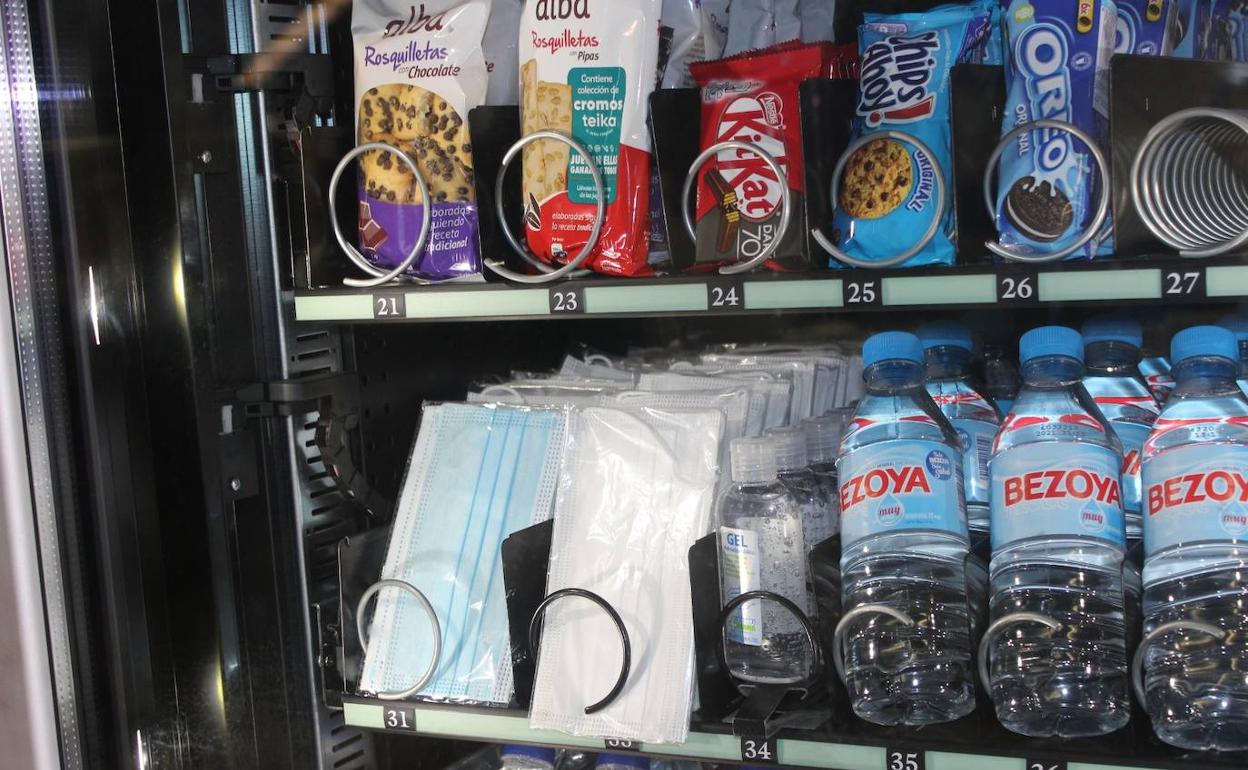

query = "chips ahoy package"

[994,0,1116,261]
[1172,0,1214,56]
[1114,0,1176,53]
[828,2,994,268]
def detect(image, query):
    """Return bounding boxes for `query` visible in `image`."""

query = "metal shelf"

[293,257,1247,323]
[340,695,1246,770]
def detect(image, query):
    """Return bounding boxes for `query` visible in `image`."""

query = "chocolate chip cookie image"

[839,138,915,220]
[1005,176,1074,242]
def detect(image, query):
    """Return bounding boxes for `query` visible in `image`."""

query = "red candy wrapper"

[690,41,856,271]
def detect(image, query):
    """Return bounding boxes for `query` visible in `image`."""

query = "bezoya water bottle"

[719,436,814,684]
[836,332,975,726]
[767,425,836,549]
[1139,326,1248,752]
[1081,316,1159,546]
[986,326,1130,737]
[1217,312,1248,397]
[918,322,1001,542]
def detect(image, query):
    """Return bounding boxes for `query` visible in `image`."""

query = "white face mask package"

[559,355,639,384]
[528,406,724,744]
[673,365,795,430]
[659,0,726,88]
[466,384,610,408]
[635,371,767,437]
[723,0,801,56]
[699,354,817,424]
[359,402,567,704]
[612,387,752,481]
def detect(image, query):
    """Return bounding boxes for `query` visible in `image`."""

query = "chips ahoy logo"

[840,464,933,512]
[857,32,939,128]
[1014,23,1074,172]
[1002,468,1122,507]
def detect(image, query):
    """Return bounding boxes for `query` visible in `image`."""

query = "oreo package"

[828,2,994,268]
[1172,0,1214,56]
[1209,0,1248,59]
[1115,0,1176,53]
[994,0,1115,261]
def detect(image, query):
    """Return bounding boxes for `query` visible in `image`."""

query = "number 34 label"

[740,736,778,764]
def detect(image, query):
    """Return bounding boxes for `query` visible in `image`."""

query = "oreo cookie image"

[1005,177,1074,242]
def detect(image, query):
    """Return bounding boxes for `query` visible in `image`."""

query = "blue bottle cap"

[595,755,649,770]
[917,321,973,351]
[1081,315,1143,348]
[863,331,924,367]
[1171,325,1238,364]
[1217,312,1248,342]
[502,746,557,764]
[1019,326,1083,364]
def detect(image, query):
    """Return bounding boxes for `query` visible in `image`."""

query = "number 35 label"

[887,748,923,770]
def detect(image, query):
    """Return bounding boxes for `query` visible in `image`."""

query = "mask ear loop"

[356,579,442,701]
[718,590,823,691]
[529,587,632,714]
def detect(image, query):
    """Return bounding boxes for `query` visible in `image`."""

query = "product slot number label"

[1163,268,1205,299]
[382,705,416,731]
[1026,761,1066,770]
[997,271,1038,304]
[373,294,407,319]
[740,737,779,764]
[549,287,585,314]
[707,278,745,311]
[603,739,640,752]
[844,278,882,307]
[886,748,924,770]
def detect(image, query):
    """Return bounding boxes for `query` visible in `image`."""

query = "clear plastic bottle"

[918,322,1001,538]
[593,755,649,770]
[987,326,1129,738]
[501,746,557,770]
[1217,312,1248,397]
[837,331,975,726]
[1139,353,1176,403]
[767,425,836,549]
[803,410,849,539]
[718,436,813,684]
[1081,316,1159,545]
[1140,325,1248,752]
[982,343,1021,415]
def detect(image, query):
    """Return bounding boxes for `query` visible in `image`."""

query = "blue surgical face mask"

[359,403,567,704]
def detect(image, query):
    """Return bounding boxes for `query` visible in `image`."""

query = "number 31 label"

[383,706,416,731]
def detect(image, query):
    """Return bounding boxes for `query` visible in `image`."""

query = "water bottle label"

[1142,444,1248,556]
[991,443,1126,551]
[838,439,967,548]
[1113,421,1150,517]
[953,418,996,509]
[720,527,763,645]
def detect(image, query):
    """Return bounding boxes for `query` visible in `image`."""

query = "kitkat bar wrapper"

[690,42,844,271]
[518,0,662,277]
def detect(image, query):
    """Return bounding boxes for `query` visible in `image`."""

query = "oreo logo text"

[1014,24,1073,173]
[1003,468,1121,507]
[841,465,933,511]
[857,32,939,128]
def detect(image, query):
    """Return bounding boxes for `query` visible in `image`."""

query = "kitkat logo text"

[1003,468,1121,508]
[1147,470,1248,515]
[841,465,932,512]
[714,94,788,220]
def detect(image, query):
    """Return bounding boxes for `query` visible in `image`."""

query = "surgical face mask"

[699,355,816,423]
[468,384,611,408]
[635,371,767,437]
[560,355,638,384]
[359,403,567,704]
[528,406,724,744]
[611,388,751,488]
[677,366,794,430]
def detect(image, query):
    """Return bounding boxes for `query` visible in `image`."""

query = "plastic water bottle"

[919,322,1000,539]
[1218,312,1248,397]
[501,746,557,770]
[1140,326,1248,752]
[1081,316,1159,545]
[987,326,1129,738]
[768,425,836,549]
[718,436,813,684]
[1139,353,1175,403]
[982,343,1021,415]
[593,755,649,770]
[803,410,849,538]
[837,332,975,726]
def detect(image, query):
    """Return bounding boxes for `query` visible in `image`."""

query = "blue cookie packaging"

[1172,0,1214,56]
[829,1,995,268]
[1114,0,1176,53]
[994,0,1117,261]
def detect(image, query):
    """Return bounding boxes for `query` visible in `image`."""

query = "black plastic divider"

[336,528,391,693]
[649,88,701,271]
[298,125,353,288]
[950,64,1006,265]
[1110,55,1248,257]
[501,519,554,708]
[467,106,523,273]
[798,79,857,269]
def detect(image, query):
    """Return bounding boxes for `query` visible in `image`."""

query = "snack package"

[829,3,993,268]
[519,0,662,276]
[661,0,727,88]
[994,0,1116,260]
[1115,0,1176,53]
[1209,0,1246,57]
[799,0,838,42]
[484,0,525,104]
[725,0,802,55]
[1172,0,1213,55]
[352,0,489,282]
[691,42,846,272]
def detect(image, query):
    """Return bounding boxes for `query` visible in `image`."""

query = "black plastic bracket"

[186,53,334,128]
[237,372,360,418]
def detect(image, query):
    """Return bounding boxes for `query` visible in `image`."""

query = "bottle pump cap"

[767,426,809,472]
[917,321,973,351]
[863,331,924,368]
[804,412,848,464]
[1171,325,1238,364]
[1081,315,1143,348]
[730,437,778,484]
[1019,326,1083,364]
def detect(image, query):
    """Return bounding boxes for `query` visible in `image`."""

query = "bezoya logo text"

[384,4,447,36]
[857,31,939,128]
[1014,23,1074,172]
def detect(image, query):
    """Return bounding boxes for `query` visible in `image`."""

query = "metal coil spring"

[1130,108,1248,258]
